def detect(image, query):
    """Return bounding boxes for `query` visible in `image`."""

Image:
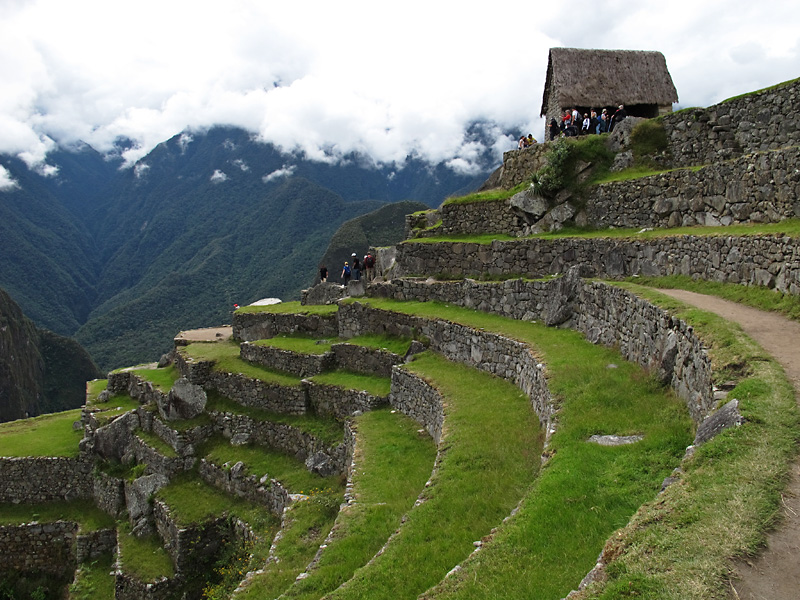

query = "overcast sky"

[1,0,798,189]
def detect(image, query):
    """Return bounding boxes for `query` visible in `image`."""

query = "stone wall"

[93,471,127,518]
[114,572,183,600]
[391,233,800,296]
[0,521,77,577]
[130,434,192,478]
[233,311,338,342]
[300,282,348,306]
[331,343,404,378]
[152,499,231,576]
[198,458,291,516]
[404,145,800,240]
[389,368,445,444]
[305,381,389,420]
[368,275,714,422]
[337,302,554,427]
[585,146,800,230]
[662,77,800,168]
[496,144,550,189]
[240,342,335,377]
[76,528,117,563]
[0,457,94,503]
[202,370,308,415]
[208,410,348,474]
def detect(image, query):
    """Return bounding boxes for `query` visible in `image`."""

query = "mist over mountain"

[0,125,495,371]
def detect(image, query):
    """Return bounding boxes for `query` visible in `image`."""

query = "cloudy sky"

[1,0,798,186]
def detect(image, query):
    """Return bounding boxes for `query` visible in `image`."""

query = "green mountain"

[0,126,493,371]
[0,288,100,422]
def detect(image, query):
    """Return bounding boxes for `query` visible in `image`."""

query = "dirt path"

[658,289,800,600]
[174,326,232,343]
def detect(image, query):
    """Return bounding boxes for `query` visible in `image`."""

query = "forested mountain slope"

[0,126,492,370]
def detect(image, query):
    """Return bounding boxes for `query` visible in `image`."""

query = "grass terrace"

[85,379,108,403]
[199,436,346,495]
[69,553,115,600]
[346,333,414,356]
[406,218,800,246]
[136,430,177,458]
[252,334,338,354]
[0,409,84,458]
[0,500,115,532]
[310,370,392,398]
[131,364,179,391]
[240,407,437,600]
[181,341,302,387]
[117,522,175,583]
[156,471,280,534]
[205,391,344,446]
[235,301,339,315]
[333,298,692,599]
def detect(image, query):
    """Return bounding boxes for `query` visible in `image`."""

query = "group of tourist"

[319,252,376,286]
[517,133,537,149]
[546,104,627,141]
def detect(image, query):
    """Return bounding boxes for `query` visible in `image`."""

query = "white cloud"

[0,0,798,174]
[210,169,228,183]
[262,165,296,183]
[0,165,19,191]
[232,159,249,172]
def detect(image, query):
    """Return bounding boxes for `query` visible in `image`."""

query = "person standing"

[363,252,375,281]
[319,264,328,283]
[341,262,351,285]
[351,253,361,281]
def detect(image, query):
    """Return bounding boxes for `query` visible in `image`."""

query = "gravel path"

[658,289,800,600]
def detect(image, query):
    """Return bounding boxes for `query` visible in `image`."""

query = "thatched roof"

[540,48,678,116]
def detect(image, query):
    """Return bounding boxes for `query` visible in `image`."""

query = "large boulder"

[125,473,170,537]
[160,377,207,421]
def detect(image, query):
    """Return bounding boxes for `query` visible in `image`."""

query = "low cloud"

[1,0,798,176]
[210,169,228,183]
[262,165,296,183]
[0,165,19,191]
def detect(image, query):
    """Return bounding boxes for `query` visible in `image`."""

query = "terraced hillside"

[1,77,799,600]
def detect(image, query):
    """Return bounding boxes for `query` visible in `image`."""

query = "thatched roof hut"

[540,48,678,124]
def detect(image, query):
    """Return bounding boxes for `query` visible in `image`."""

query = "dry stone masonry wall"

[233,311,338,342]
[392,234,800,296]
[369,275,714,422]
[662,77,800,167]
[0,456,94,504]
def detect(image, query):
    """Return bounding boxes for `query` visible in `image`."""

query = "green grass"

[0,409,83,457]
[310,370,391,397]
[253,334,338,354]
[0,500,116,532]
[69,553,115,599]
[181,341,302,387]
[87,394,141,426]
[131,364,179,391]
[345,333,413,356]
[441,182,528,206]
[576,284,800,599]
[86,379,108,403]
[318,351,540,600]
[330,298,691,599]
[241,408,438,600]
[206,391,344,447]
[155,471,280,532]
[409,218,800,246]
[136,430,177,458]
[117,521,175,582]
[236,301,339,315]
[199,436,345,494]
